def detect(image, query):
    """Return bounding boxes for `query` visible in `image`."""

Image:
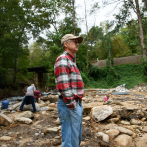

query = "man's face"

[64,39,79,55]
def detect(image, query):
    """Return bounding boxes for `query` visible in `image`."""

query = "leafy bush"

[81,72,99,88]
[89,64,107,80]
[105,59,120,86]
[97,64,145,89]
[141,59,147,81]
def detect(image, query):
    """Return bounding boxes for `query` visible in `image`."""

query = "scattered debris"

[0,85,147,147]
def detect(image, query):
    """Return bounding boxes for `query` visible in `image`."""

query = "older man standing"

[54,34,84,147]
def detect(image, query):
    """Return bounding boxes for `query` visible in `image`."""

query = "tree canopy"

[0,0,147,89]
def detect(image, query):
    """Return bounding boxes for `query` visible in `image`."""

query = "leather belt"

[59,95,63,99]
[59,95,82,103]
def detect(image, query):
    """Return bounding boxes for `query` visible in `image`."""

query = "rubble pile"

[0,85,147,147]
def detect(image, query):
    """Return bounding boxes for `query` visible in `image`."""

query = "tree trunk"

[84,0,89,69]
[135,0,147,59]
[13,58,17,84]
[109,42,111,66]
[90,42,92,62]
[72,0,75,35]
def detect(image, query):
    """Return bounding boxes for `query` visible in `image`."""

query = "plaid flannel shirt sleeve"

[54,57,77,109]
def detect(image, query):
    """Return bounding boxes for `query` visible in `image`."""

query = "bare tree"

[128,0,147,59]
[84,0,89,68]
[72,0,75,35]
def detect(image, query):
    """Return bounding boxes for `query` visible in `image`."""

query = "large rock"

[22,103,40,111]
[115,127,133,136]
[44,127,59,134]
[130,119,142,125]
[121,120,130,125]
[48,95,58,103]
[106,129,120,140]
[40,95,58,103]
[16,111,34,118]
[40,96,48,100]
[15,117,32,124]
[96,132,109,143]
[114,134,132,147]
[40,107,49,111]
[91,106,113,121]
[105,124,118,130]
[108,118,119,123]
[83,116,91,121]
[142,126,147,133]
[12,102,22,109]
[0,113,13,126]
[0,136,12,141]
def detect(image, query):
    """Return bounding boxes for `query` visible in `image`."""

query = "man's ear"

[64,42,68,48]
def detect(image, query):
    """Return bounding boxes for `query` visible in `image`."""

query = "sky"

[29,0,139,45]
[75,0,117,34]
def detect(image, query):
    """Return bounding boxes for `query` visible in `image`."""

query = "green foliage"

[142,17,147,49]
[112,35,131,57]
[0,0,63,86]
[141,59,147,81]
[76,44,87,72]
[120,22,141,55]
[81,72,99,88]
[1,0,147,90]
[29,42,43,67]
[89,65,106,80]
[106,59,120,85]
[97,64,145,89]
[0,66,7,87]
[88,26,103,45]
[40,12,83,87]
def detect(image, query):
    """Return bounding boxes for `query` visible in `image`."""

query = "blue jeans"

[19,96,36,112]
[57,98,83,147]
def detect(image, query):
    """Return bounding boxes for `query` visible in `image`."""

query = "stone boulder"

[114,134,132,147]
[105,129,120,140]
[40,107,49,111]
[16,111,34,119]
[48,95,58,103]
[130,119,142,125]
[96,132,109,143]
[44,127,59,134]
[22,103,40,111]
[40,96,48,100]
[12,102,22,109]
[15,117,32,124]
[0,113,13,126]
[91,106,113,121]
[40,95,58,103]
[115,127,133,136]
[0,136,12,141]
[108,118,119,123]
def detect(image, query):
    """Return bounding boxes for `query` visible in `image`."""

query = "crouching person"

[1,98,9,110]
[19,84,36,112]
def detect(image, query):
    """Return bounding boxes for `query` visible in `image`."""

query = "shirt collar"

[63,51,76,62]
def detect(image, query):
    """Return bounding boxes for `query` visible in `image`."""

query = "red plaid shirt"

[54,51,84,109]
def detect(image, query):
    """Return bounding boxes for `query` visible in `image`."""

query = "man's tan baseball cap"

[61,34,83,45]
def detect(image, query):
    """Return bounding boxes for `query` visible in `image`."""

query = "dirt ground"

[1,88,147,147]
[0,107,113,147]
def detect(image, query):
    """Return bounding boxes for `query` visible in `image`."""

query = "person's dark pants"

[19,96,36,112]
[34,98,38,103]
